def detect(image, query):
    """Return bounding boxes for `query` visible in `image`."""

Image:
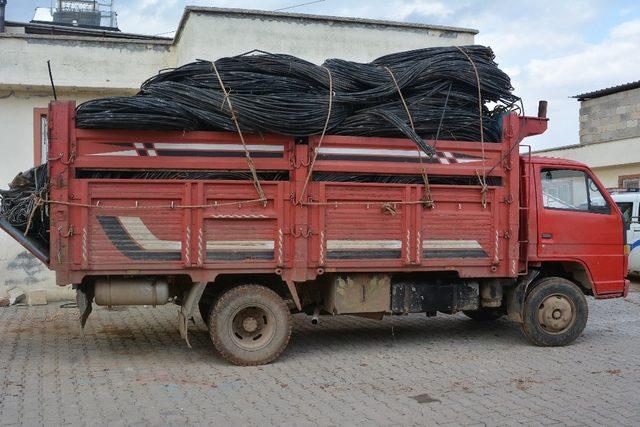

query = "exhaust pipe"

[311,305,320,324]
[537,100,548,119]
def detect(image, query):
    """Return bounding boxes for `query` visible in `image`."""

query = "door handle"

[541,233,553,239]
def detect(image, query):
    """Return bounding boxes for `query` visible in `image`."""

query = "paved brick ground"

[1,290,640,426]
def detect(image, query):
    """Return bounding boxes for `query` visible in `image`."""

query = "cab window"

[541,168,611,214]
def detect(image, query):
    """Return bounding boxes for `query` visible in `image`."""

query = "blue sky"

[6,1,640,150]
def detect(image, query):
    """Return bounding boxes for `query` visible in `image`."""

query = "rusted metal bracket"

[285,279,302,311]
[290,225,312,238]
[288,150,310,168]
[178,282,207,348]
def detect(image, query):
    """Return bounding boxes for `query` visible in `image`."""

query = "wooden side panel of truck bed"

[47,102,544,285]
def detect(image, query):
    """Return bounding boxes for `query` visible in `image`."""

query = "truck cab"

[611,190,640,276]
[525,156,628,297]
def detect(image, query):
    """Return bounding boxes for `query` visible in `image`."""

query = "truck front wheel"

[209,285,292,366]
[521,277,588,347]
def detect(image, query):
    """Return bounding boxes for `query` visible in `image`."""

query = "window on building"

[621,176,640,190]
[541,168,610,214]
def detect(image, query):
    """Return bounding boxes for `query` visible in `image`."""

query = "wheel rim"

[229,304,276,351]
[537,294,576,334]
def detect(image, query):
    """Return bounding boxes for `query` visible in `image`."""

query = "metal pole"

[47,60,58,101]
[0,0,7,33]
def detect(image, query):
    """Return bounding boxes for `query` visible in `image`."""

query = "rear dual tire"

[209,285,292,366]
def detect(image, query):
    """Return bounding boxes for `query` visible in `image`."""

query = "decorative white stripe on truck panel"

[99,216,277,262]
[119,217,182,251]
[325,240,403,260]
[316,147,480,164]
[422,240,483,249]
[91,150,139,157]
[206,240,275,251]
[152,143,284,152]
[319,147,426,158]
[421,239,488,259]
[326,240,403,250]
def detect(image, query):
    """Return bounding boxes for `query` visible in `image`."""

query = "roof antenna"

[47,60,58,100]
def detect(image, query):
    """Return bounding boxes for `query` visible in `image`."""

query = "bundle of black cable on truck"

[76,45,519,151]
[1,45,518,248]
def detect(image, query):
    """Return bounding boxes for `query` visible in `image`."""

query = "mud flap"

[506,270,540,323]
[178,282,207,348]
[75,284,94,328]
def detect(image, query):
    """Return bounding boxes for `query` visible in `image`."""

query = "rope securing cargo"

[298,65,334,204]
[210,60,266,203]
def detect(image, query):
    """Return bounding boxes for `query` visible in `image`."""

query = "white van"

[612,190,640,276]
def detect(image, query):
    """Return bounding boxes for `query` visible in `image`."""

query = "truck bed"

[46,102,546,285]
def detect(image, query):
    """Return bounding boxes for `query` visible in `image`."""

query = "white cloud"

[610,18,640,38]
[389,1,453,21]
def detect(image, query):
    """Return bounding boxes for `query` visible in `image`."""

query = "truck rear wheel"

[463,308,503,321]
[209,285,292,366]
[521,277,588,347]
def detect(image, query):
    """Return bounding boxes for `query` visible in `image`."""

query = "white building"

[535,82,640,190]
[0,5,476,298]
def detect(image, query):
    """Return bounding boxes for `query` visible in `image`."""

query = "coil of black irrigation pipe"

[76,45,520,149]
[0,164,49,243]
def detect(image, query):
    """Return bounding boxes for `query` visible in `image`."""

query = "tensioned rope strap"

[454,46,488,208]
[384,66,434,208]
[41,196,435,212]
[42,197,268,210]
[211,62,267,204]
[297,66,333,204]
[384,66,415,132]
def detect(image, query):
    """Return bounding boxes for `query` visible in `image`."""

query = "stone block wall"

[579,87,640,144]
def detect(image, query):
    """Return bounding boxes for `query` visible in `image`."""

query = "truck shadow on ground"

[188,313,530,364]
[2,306,540,366]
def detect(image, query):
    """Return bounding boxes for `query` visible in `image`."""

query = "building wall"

[0,34,172,92]
[536,136,640,188]
[579,87,640,144]
[590,163,640,189]
[175,10,475,65]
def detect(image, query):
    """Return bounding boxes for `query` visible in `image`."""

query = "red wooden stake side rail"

[47,101,547,287]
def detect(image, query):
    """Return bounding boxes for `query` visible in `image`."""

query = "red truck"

[2,101,628,365]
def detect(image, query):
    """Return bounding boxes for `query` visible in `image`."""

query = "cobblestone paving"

[1,291,640,426]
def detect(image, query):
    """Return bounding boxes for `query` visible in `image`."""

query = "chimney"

[0,0,6,33]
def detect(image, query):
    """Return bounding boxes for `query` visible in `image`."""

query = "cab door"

[535,166,625,295]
